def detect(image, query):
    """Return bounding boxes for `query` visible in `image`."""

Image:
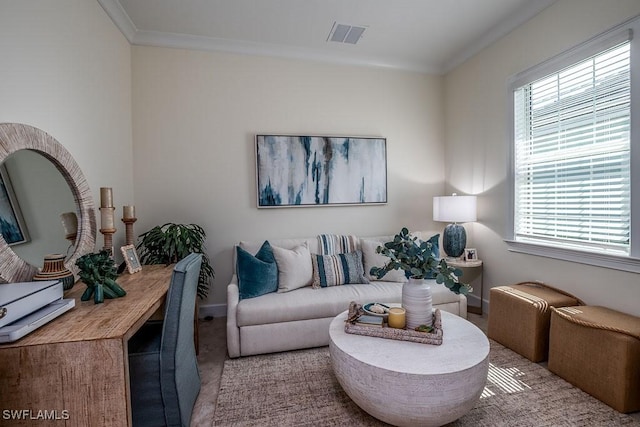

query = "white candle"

[123,205,135,219]
[100,207,114,229]
[100,187,113,208]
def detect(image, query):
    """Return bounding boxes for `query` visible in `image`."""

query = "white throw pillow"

[361,239,407,282]
[271,243,314,292]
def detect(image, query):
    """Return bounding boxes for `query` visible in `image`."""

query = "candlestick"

[122,217,137,246]
[100,187,113,208]
[99,206,116,253]
[100,229,115,254]
[123,205,135,219]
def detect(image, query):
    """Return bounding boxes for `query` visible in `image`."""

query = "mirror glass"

[0,123,96,283]
[5,151,76,267]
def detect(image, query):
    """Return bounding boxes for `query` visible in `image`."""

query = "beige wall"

[444,0,640,316]
[132,47,445,306]
[0,0,134,257]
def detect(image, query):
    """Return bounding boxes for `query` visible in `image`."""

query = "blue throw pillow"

[236,241,278,300]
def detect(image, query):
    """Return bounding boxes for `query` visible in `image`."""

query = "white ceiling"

[98,0,557,74]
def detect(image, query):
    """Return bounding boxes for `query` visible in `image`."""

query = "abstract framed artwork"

[256,135,387,208]
[0,165,29,245]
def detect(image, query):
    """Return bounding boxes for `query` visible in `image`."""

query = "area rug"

[213,340,639,426]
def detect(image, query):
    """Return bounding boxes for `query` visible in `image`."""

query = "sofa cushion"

[272,243,313,292]
[236,241,278,300]
[311,250,369,288]
[236,281,462,327]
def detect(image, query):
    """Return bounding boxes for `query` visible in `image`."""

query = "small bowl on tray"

[362,302,390,320]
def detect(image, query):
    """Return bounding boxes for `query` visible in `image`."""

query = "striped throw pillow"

[311,250,369,288]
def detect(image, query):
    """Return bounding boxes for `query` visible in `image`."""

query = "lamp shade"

[433,195,477,223]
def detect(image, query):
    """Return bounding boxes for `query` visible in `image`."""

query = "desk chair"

[129,253,203,427]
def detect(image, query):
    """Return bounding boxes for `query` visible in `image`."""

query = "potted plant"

[370,227,471,329]
[136,223,214,300]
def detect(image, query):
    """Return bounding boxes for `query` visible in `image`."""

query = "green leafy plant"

[76,250,127,304]
[369,227,471,295]
[136,223,214,299]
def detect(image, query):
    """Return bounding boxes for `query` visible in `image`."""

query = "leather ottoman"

[488,282,581,362]
[548,306,640,413]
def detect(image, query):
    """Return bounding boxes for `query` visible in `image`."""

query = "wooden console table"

[0,264,174,426]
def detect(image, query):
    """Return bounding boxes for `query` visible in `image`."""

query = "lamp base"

[443,223,466,258]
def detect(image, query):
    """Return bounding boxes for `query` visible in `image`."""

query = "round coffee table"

[329,310,489,426]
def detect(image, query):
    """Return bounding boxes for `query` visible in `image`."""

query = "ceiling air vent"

[327,22,366,45]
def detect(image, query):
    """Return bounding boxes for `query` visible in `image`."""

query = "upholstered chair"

[128,253,203,427]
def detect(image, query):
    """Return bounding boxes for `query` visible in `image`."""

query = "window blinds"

[513,41,631,254]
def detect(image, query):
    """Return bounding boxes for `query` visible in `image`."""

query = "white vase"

[402,278,433,329]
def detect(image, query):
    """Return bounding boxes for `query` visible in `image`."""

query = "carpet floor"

[212,340,640,426]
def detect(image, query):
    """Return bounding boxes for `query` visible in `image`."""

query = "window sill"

[504,240,640,274]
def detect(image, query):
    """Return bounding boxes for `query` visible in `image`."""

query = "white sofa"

[226,232,467,357]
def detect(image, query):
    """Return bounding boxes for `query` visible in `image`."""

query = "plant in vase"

[136,223,214,299]
[369,227,471,330]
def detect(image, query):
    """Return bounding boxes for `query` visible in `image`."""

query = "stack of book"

[355,314,384,327]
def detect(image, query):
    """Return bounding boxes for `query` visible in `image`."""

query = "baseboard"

[199,303,226,319]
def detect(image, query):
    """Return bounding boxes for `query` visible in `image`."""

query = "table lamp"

[433,193,477,259]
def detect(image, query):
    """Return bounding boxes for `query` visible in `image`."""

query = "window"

[507,17,640,272]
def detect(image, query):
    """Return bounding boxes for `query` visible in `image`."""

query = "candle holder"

[122,217,137,246]
[99,206,116,254]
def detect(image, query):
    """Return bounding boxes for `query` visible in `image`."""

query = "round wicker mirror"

[0,123,96,283]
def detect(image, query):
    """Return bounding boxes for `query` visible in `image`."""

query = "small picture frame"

[121,244,142,274]
[464,248,477,261]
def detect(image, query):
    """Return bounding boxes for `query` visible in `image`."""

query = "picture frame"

[0,164,29,245]
[256,135,387,208]
[464,248,478,261]
[121,244,142,274]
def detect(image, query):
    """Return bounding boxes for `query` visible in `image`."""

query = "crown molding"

[442,0,558,73]
[132,29,440,74]
[99,0,557,75]
[97,0,137,42]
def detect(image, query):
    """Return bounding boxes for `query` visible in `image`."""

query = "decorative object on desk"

[33,253,76,290]
[464,248,477,261]
[433,193,477,259]
[75,250,126,304]
[121,205,137,246]
[255,135,387,207]
[387,307,406,329]
[0,164,30,245]
[137,223,214,299]
[369,227,470,329]
[121,244,142,274]
[99,187,116,253]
